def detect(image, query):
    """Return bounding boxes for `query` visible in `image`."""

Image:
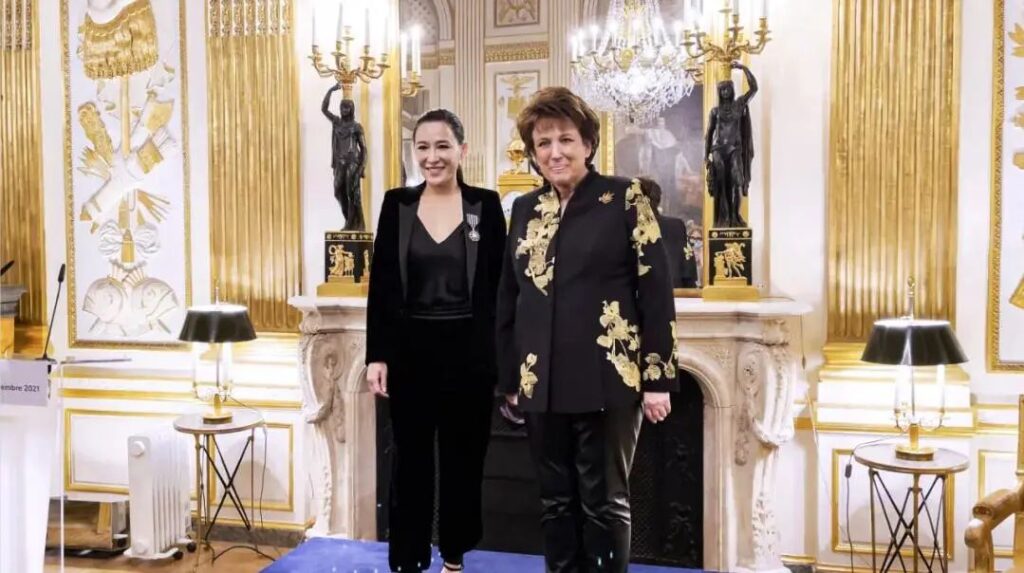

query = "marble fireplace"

[289,296,811,573]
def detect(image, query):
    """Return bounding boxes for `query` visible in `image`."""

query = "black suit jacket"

[496,170,680,413]
[365,183,507,379]
[657,214,698,288]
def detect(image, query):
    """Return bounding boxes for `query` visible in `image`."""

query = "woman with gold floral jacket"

[495,87,679,573]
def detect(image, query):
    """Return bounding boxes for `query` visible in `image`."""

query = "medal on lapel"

[466,213,481,242]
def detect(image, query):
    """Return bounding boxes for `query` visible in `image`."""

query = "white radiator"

[124,429,192,559]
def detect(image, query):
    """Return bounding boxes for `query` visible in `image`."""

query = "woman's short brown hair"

[516,87,601,165]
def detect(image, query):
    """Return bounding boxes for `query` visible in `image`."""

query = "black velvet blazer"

[496,170,680,413]
[365,182,507,379]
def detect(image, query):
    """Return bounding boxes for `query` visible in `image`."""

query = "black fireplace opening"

[376,372,705,568]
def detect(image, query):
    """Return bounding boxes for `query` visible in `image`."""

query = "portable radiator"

[124,430,193,559]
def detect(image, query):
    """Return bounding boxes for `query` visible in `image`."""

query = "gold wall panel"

[207,0,302,331]
[827,0,960,341]
[1,0,46,325]
[977,449,1016,558]
[987,0,1024,372]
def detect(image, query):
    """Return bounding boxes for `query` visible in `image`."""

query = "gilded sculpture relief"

[495,0,539,27]
[991,3,1024,368]
[66,0,189,344]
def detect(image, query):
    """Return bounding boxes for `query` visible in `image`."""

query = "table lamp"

[178,299,256,424]
[861,278,967,461]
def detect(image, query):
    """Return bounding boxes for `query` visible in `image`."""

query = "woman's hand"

[643,392,671,423]
[367,362,389,398]
[505,393,518,407]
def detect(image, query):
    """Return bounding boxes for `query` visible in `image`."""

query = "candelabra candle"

[412,27,421,75]
[364,6,371,52]
[336,2,344,43]
[400,33,408,79]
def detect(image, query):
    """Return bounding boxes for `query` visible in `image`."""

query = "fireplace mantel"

[289,295,811,572]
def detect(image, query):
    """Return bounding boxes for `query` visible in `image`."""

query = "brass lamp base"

[202,394,233,424]
[894,443,935,461]
[202,409,233,424]
[894,421,933,461]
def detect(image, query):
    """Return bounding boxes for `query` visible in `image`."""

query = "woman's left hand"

[642,392,671,423]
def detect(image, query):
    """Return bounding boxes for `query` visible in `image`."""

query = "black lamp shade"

[178,304,257,344]
[861,318,967,366]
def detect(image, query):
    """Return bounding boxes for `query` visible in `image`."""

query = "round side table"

[853,444,969,573]
[173,409,274,566]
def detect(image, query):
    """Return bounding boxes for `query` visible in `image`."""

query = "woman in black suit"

[496,88,679,572]
[365,109,506,573]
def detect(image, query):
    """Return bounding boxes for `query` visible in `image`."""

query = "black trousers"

[387,318,493,572]
[525,406,644,573]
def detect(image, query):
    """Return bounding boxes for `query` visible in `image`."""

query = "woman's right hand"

[367,362,389,398]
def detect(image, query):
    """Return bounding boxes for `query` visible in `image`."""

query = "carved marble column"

[548,0,580,88]
[289,296,375,539]
[451,0,486,184]
[732,321,798,573]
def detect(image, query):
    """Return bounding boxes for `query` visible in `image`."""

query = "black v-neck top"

[407,217,472,319]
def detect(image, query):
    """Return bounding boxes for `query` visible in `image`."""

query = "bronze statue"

[705,61,757,229]
[322,84,367,231]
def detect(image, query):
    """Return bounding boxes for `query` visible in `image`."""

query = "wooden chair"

[966,396,1024,572]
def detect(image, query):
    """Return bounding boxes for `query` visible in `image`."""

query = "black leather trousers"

[525,405,643,573]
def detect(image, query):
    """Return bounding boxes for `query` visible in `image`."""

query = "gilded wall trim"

[987,0,1024,372]
[0,0,46,326]
[484,41,549,63]
[436,48,454,66]
[434,42,550,67]
[827,0,960,341]
[210,421,295,512]
[977,449,1016,558]
[206,0,302,331]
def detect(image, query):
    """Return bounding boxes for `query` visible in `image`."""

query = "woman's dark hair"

[413,108,467,185]
[636,177,662,211]
[516,87,600,166]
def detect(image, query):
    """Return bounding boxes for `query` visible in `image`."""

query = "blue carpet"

[262,538,704,572]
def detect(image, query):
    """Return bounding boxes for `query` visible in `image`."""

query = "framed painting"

[603,89,706,292]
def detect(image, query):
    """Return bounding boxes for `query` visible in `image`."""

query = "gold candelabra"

[401,70,423,97]
[309,33,389,99]
[683,3,770,78]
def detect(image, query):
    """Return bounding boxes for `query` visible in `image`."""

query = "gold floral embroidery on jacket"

[625,178,662,276]
[519,353,539,398]
[597,301,641,391]
[645,321,680,382]
[515,191,560,294]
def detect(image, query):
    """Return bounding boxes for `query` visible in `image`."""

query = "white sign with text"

[0,359,50,407]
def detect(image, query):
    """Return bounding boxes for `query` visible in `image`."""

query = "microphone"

[0,260,13,277]
[40,263,66,362]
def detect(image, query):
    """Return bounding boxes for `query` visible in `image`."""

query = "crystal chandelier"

[571,0,697,126]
